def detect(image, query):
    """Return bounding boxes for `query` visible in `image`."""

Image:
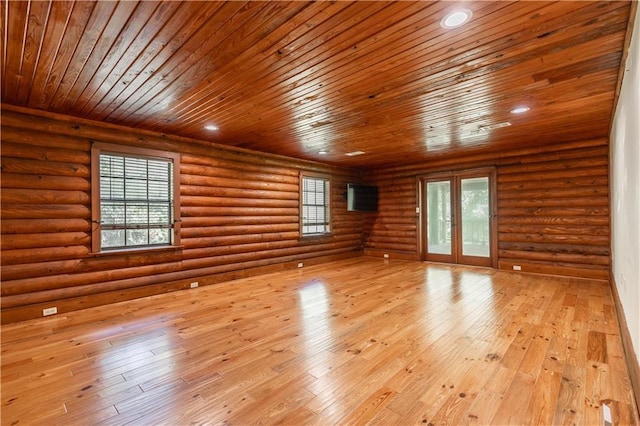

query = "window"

[91,143,180,252]
[300,173,331,235]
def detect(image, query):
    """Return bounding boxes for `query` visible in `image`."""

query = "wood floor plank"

[466,389,504,424]
[337,386,397,426]
[430,392,473,425]
[1,258,637,425]
[62,375,143,414]
[275,406,318,425]
[554,364,587,424]
[367,406,403,425]
[525,361,563,424]
[588,330,609,363]
[490,371,537,425]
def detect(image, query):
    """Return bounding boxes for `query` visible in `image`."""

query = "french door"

[421,168,497,267]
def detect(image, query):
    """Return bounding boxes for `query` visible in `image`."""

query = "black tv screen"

[347,184,378,212]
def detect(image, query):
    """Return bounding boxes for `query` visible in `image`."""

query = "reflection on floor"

[1,257,638,425]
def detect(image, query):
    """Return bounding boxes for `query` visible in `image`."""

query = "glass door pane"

[460,177,490,258]
[426,181,452,255]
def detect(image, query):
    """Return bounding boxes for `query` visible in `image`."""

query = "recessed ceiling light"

[441,9,473,29]
[345,151,365,157]
[204,124,219,131]
[510,106,530,114]
[479,121,511,132]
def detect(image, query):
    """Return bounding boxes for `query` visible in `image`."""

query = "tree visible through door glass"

[461,177,490,257]
[426,181,452,255]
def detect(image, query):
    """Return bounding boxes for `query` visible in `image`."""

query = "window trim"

[91,142,181,253]
[299,171,332,237]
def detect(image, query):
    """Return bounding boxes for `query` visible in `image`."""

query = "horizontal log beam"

[497,225,609,236]
[1,249,184,281]
[498,156,608,174]
[0,232,90,250]
[181,173,299,193]
[498,186,609,200]
[0,126,91,151]
[499,249,610,266]
[497,197,609,208]
[0,173,90,191]
[181,206,298,217]
[1,219,91,234]
[498,242,609,255]
[181,232,301,249]
[1,204,91,219]
[181,215,299,227]
[498,232,609,246]
[181,184,298,200]
[364,241,417,252]
[1,157,89,178]
[1,246,91,266]
[498,216,609,226]
[181,223,299,238]
[497,166,608,182]
[181,153,300,177]
[499,176,608,191]
[498,207,609,217]
[0,188,90,205]
[181,163,299,185]
[498,261,609,280]
[1,141,90,164]
[181,195,298,208]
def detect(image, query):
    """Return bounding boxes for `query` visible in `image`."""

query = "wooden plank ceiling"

[1,1,633,168]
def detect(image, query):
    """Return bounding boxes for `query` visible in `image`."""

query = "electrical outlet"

[297,262,304,268]
[512,265,522,271]
[190,282,199,289]
[43,307,57,316]
[602,403,612,426]
[383,253,390,259]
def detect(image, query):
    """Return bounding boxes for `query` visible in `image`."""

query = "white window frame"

[91,142,181,253]
[300,172,331,236]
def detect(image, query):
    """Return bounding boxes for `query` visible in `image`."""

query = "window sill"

[299,233,333,243]
[91,245,184,257]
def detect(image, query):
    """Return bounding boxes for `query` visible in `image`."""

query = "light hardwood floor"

[1,257,638,425]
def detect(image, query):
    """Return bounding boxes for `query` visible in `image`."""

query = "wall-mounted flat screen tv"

[347,183,378,212]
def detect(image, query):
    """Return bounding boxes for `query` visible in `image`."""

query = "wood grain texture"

[0,106,364,321]
[0,105,617,321]
[363,138,611,279]
[1,258,637,424]
[610,272,640,417]
[0,1,632,167]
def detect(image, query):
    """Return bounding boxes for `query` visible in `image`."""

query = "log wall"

[0,105,364,323]
[0,104,612,322]
[363,138,610,279]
